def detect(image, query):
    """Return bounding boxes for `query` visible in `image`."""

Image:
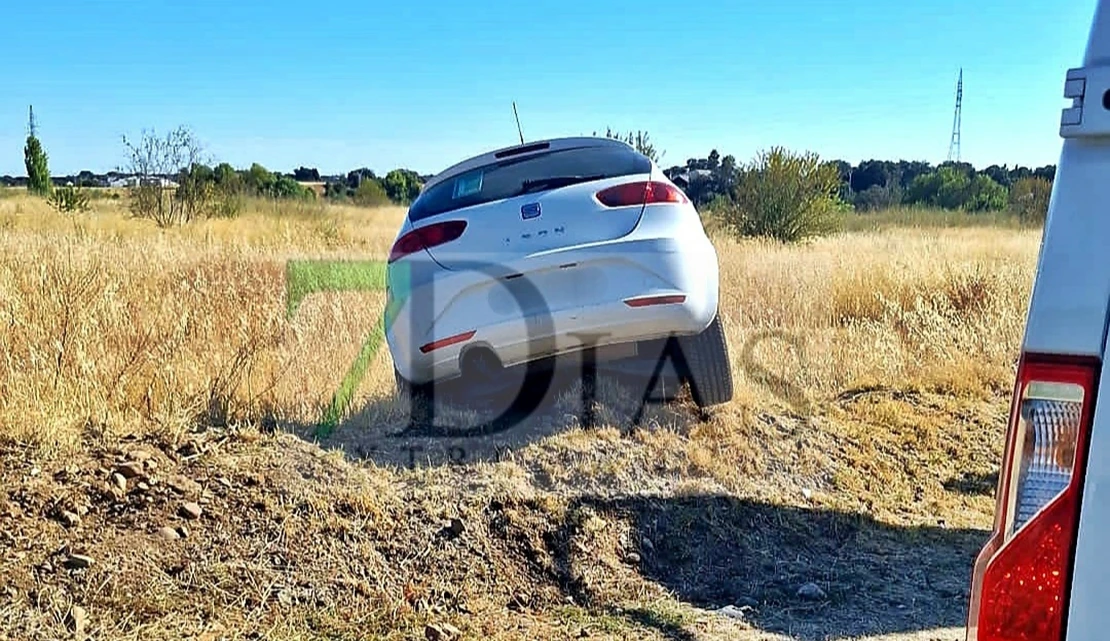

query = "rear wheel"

[677,313,733,408]
[394,367,433,424]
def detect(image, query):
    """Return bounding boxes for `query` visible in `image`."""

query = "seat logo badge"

[521,202,541,220]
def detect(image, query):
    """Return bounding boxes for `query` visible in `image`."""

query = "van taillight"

[595,181,688,207]
[388,220,467,263]
[966,354,1099,641]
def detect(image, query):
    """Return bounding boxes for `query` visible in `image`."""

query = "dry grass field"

[0,190,1040,640]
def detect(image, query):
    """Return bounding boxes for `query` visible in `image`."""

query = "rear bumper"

[386,235,719,384]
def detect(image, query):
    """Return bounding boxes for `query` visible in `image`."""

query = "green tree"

[244,163,276,195]
[353,178,390,207]
[209,162,245,218]
[853,184,903,211]
[24,106,52,196]
[121,125,209,226]
[325,181,352,201]
[595,127,661,163]
[175,162,216,220]
[964,174,1008,212]
[293,166,320,181]
[382,168,422,204]
[213,162,239,187]
[728,147,842,242]
[906,166,1006,212]
[269,174,313,199]
[1010,176,1053,224]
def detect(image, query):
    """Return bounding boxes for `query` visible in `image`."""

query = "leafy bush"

[353,179,390,207]
[244,163,275,195]
[852,184,903,212]
[324,181,351,201]
[269,174,314,200]
[204,184,244,219]
[964,174,1008,212]
[725,147,842,242]
[597,127,660,163]
[47,185,91,214]
[1009,176,1052,224]
[206,163,245,218]
[121,126,208,227]
[699,194,738,235]
[905,166,1007,212]
[381,169,423,204]
[175,163,217,221]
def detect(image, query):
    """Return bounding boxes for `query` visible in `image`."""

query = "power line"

[947,68,963,162]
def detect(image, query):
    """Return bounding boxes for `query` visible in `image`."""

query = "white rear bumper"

[386,235,719,384]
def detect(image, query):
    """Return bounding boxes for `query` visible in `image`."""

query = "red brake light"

[595,181,688,207]
[967,353,1099,641]
[388,220,467,263]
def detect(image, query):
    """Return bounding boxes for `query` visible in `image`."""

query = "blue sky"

[0,0,1098,177]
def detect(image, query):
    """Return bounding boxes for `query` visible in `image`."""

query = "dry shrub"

[715,226,1037,403]
[0,192,1039,455]
[0,195,404,453]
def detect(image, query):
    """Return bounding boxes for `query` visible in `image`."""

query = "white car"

[964,2,1110,641]
[383,136,733,409]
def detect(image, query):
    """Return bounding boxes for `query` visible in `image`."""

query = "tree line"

[607,129,1055,241]
[591,129,1055,225]
[661,150,1054,217]
[16,107,437,224]
[18,108,1056,238]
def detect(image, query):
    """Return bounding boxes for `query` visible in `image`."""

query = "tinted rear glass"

[408,145,651,222]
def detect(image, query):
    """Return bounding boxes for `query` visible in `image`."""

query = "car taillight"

[388,220,467,263]
[595,181,688,207]
[967,353,1100,641]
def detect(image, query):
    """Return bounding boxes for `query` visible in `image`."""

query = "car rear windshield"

[408,145,651,222]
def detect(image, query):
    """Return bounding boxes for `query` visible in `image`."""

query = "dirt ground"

[0,373,999,641]
[0,199,1021,639]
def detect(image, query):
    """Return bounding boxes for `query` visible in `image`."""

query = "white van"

[965,2,1110,640]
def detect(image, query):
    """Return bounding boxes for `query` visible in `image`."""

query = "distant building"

[670,168,713,188]
[108,176,178,188]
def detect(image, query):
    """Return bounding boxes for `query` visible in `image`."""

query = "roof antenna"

[512,101,524,145]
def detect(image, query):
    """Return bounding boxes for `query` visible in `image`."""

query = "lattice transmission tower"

[947,68,963,162]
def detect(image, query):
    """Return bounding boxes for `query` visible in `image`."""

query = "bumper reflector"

[623,294,687,308]
[419,330,477,354]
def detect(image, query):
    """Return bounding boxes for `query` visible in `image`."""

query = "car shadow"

[943,471,998,497]
[290,362,699,470]
[545,493,985,640]
[282,347,985,640]
[283,380,986,639]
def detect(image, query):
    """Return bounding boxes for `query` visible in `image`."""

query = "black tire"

[677,313,734,408]
[394,367,433,424]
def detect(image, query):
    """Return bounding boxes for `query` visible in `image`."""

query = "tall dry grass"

[718,228,1036,407]
[0,192,1040,454]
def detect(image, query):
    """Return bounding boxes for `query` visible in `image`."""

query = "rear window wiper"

[518,174,607,195]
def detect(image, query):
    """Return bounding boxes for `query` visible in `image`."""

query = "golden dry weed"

[0,191,1038,640]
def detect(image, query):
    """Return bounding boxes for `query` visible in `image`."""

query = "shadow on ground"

[943,471,998,497]
[543,494,985,640]
[280,370,986,640]
[289,363,699,470]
